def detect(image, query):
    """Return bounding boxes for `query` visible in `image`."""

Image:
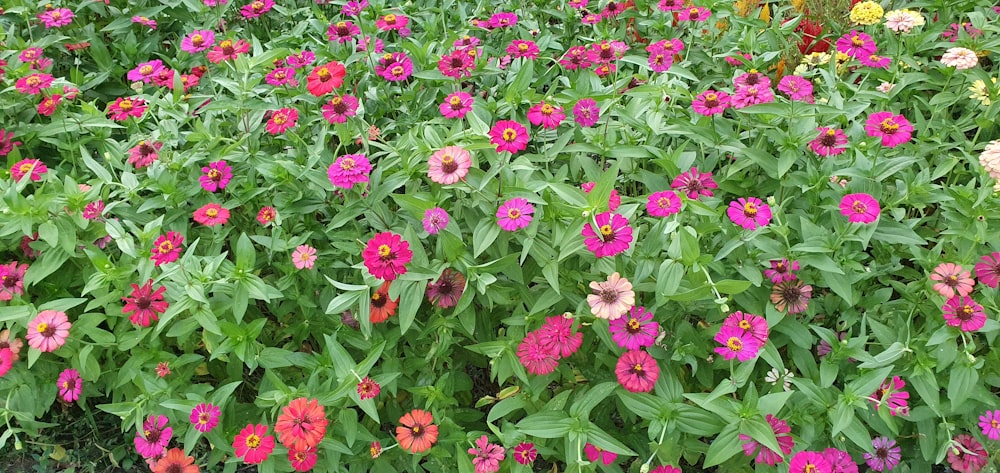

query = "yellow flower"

[969,78,998,106]
[801,52,831,66]
[850,1,884,25]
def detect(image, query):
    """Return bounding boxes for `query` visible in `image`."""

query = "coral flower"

[181,30,215,53]
[292,245,317,270]
[587,272,635,320]
[527,102,565,129]
[974,252,1000,288]
[865,111,912,148]
[517,331,559,375]
[135,415,172,459]
[930,263,975,298]
[428,146,472,184]
[57,368,82,402]
[233,423,276,464]
[692,90,731,116]
[128,141,164,169]
[615,350,659,393]
[321,94,359,124]
[942,295,986,332]
[647,190,681,217]
[357,376,380,400]
[426,269,466,309]
[150,232,184,266]
[714,325,761,361]
[496,198,534,231]
[193,203,230,226]
[440,92,474,119]
[584,443,618,465]
[739,414,794,465]
[306,61,347,96]
[266,108,298,135]
[153,448,199,473]
[727,197,772,230]
[490,120,530,154]
[26,310,71,352]
[370,281,398,323]
[469,435,505,473]
[609,306,659,350]
[864,437,901,472]
[200,160,232,192]
[422,207,449,234]
[11,159,47,182]
[327,153,372,189]
[671,167,718,199]
[790,451,833,473]
[257,207,277,226]
[190,403,221,433]
[396,409,439,454]
[362,232,413,281]
[122,279,169,327]
[809,128,849,156]
[275,398,328,451]
[582,212,633,258]
[206,39,250,63]
[288,448,317,472]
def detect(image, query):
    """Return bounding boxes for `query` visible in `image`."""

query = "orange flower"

[152,448,199,473]
[370,281,398,323]
[274,398,328,451]
[396,409,439,454]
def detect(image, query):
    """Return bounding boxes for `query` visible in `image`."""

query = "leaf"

[487,397,526,424]
[516,411,572,438]
[586,423,637,456]
[569,382,616,419]
[948,363,978,407]
[703,423,742,468]
[397,279,428,335]
[617,391,667,420]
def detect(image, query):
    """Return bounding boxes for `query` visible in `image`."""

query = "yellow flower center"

[317,67,330,80]
[331,96,342,105]
[541,104,554,115]
[19,162,34,173]
[384,14,396,23]
[158,240,174,254]
[391,65,404,76]
[727,336,743,352]
[119,99,133,111]
[36,322,49,334]
[880,118,899,133]
[739,320,751,329]
[192,34,203,46]
[508,208,521,219]
[743,202,758,217]
[377,244,392,257]
[627,318,640,330]
[852,200,866,214]
[600,224,613,237]
[518,43,529,52]
[205,208,218,218]
[503,128,517,142]
[273,114,286,125]
[246,434,261,449]
[140,65,152,75]
[450,96,462,105]
[27,76,40,86]
[340,158,355,170]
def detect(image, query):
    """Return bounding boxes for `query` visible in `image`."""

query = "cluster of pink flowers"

[516,314,583,375]
[645,39,684,73]
[715,311,768,361]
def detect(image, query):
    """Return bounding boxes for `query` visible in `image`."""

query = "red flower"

[274,398,328,451]
[233,423,275,464]
[306,61,346,96]
[370,281,398,323]
[122,279,169,327]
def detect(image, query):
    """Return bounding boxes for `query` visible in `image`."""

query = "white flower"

[765,367,795,391]
[877,82,895,94]
[941,47,979,70]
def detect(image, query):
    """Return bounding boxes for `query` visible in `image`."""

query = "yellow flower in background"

[969,78,998,105]
[850,1,884,25]
[801,52,831,66]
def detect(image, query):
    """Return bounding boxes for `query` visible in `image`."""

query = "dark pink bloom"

[615,349,659,392]
[496,198,534,231]
[200,160,232,192]
[974,252,1000,288]
[107,97,147,121]
[865,111,912,147]
[440,92,474,119]
[361,232,412,281]
[127,141,163,169]
[10,159,48,182]
[809,128,848,156]
[678,6,711,21]
[0,262,28,301]
[266,108,298,135]
[871,376,909,416]
[584,443,618,465]
[507,40,539,59]
[327,20,360,43]
[582,212,633,258]
[692,90,731,116]
[764,259,799,284]
[15,73,54,94]
[426,269,466,309]
[181,30,215,53]
[490,120,529,154]
[732,85,776,108]
[127,60,165,84]
[727,197,772,229]
[322,95,359,124]
[206,39,250,63]
[778,75,814,102]
[537,315,582,359]
[572,98,600,127]
[513,442,537,465]
[836,31,877,57]
[134,415,172,458]
[723,311,769,345]
[947,434,987,473]
[241,0,275,18]
[327,154,371,189]
[714,325,761,361]
[647,190,681,217]
[790,451,833,473]
[527,102,565,129]
[839,193,880,223]
[517,330,558,375]
[864,437,901,472]
[37,8,74,28]
[942,295,986,332]
[468,435,505,473]
[609,306,658,350]
[150,232,184,266]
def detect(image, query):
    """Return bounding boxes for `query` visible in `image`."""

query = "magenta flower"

[438,49,475,78]
[15,73,54,95]
[871,376,909,416]
[241,0,275,18]
[734,71,771,89]
[496,198,534,231]
[57,368,82,402]
[527,102,565,129]
[732,85,776,108]
[11,159,48,182]
[615,349,659,393]
[507,40,540,59]
[321,94,359,124]
[327,20,361,43]
[572,98,600,127]
[82,200,104,221]
[265,67,298,87]
[489,12,518,28]
[692,90,731,116]
[790,451,833,473]
[942,295,986,331]
[362,232,412,281]
[517,331,558,375]
[777,75,814,102]
[859,52,891,69]
[127,60,165,84]
[376,52,414,81]
[190,403,221,433]
[440,92,474,119]
[37,8,74,28]
[836,31,878,57]
[609,306,659,350]
[265,108,298,135]
[134,414,172,459]
[739,414,794,465]
[979,410,1000,440]
[677,6,711,21]
[513,442,537,465]
[150,232,184,266]
[764,259,799,284]
[587,40,628,64]
[646,190,681,217]
[865,111,912,147]
[0,262,27,301]
[107,97,147,121]
[974,252,1000,288]
[582,212,633,258]
[560,46,592,70]
[127,141,163,169]
[490,120,530,154]
[672,167,718,199]
[584,442,618,465]
[714,325,761,361]
[422,207,449,234]
[200,160,232,192]
[375,13,409,32]
[947,434,987,473]
[327,154,372,189]
[122,279,169,327]
[822,448,858,473]
[723,311,769,345]
[727,197,772,230]
[864,437,901,472]
[181,30,215,53]
[839,193,880,223]
[809,128,848,156]
[131,16,157,29]
[468,435,505,473]
[537,315,582,359]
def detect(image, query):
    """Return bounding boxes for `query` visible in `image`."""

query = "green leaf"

[586,423,637,457]
[703,423,742,468]
[948,363,978,407]
[396,279,428,335]
[516,411,572,438]
[487,396,526,424]
[235,233,256,269]
[472,218,502,258]
[740,417,782,462]
[617,391,667,419]
[715,279,752,294]
[569,382,616,419]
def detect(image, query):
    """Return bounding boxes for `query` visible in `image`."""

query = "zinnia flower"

[127,60,165,84]
[723,311,769,345]
[362,232,413,281]
[193,203,230,226]
[292,245,317,270]
[941,47,979,70]
[739,414,794,465]
[376,52,414,81]
[692,90,731,116]
[440,92,474,119]
[865,111,912,148]
[582,212,633,258]
[190,403,221,433]
[107,97,147,121]
[127,141,164,169]
[809,128,848,156]
[275,398,328,451]
[200,160,232,192]
[496,198,534,231]
[396,409,439,454]
[839,193,880,223]
[822,448,858,473]
[714,325,761,361]
[513,442,537,465]
[328,153,372,189]
[357,376,380,400]
[0,262,28,301]
[490,120,530,154]
[37,8,74,28]
[10,159,48,182]
[672,167,718,199]
[537,315,583,359]
[150,232,184,266]
[947,434,988,473]
[288,447,317,472]
[152,448,199,473]
[942,295,986,331]
[306,61,347,96]
[573,98,600,127]
[233,423,276,464]
[26,310,71,352]
[370,281,398,323]
[181,30,215,53]
[422,207,449,234]
[517,330,559,375]
[615,349,659,393]
[930,263,975,298]
[770,279,812,314]
[974,252,1000,288]
[257,206,277,226]
[468,435,505,473]
[849,0,884,25]
[57,368,82,402]
[526,102,565,129]
[265,108,298,135]
[321,94,359,124]
[871,376,909,416]
[122,279,169,327]
[426,269,466,309]
[836,31,877,58]
[0,330,23,362]
[790,451,833,473]
[979,410,1000,441]
[428,146,472,184]
[727,197,772,230]
[864,437,901,472]
[646,190,681,217]
[507,40,539,59]
[587,272,635,320]
[15,73,54,95]
[584,443,618,465]
[608,306,659,350]
[135,415,172,459]
[764,259,799,284]
[778,75,814,102]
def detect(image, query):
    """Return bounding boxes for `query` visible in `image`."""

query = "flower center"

[449,96,462,106]
[805,465,817,473]
[880,118,899,134]
[631,363,644,375]
[207,169,221,181]
[158,240,174,254]
[688,7,698,15]
[704,93,718,105]
[273,114,287,125]
[627,318,641,332]
[205,208,218,218]
[377,244,392,258]
[220,40,234,54]
[852,200,867,214]
[50,11,62,20]
[507,208,521,219]
[140,65,153,75]
[371,292,387,308]
[340,158,356,170]
[540,104,554,115]
[145,429,159,442]
[136,295,151,310]
[36,322,50,335]
[119,99,133,111]
[19,162,34,173]
[851,36,864,47]
[251,1,265,12]
[743,202,758,218]
[246,434,260,449]
[503,128,517,142]
[440,155,458,173]
[727,336,743,352]
[391,65,405,76]
[657,197,671,208]
[384,14,397,24]
[959,305,974,320]
[411,425,422,436]
[317,67,330,80]
[739,320,751,329]
[199,412,210,424]
[599,288,618,304]
[192,34,204,46]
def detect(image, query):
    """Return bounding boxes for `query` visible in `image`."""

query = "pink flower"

[440,92,474,119]
[426,269,466,309]
[582,212,633,258]
[265,67,298,87]
[0,129,22,157]
[672,167,718,199]
[11,159,48,182]
[155,361,170,377]
[727,197,772,230]
[266,108,298,135]
[947,434,986,473]
[615,349,660,393]
[490,120,530,154]
[190,403,221,433]
[342,0,367,16]
[0,348,12,377]
[376,52,414,81]
[942,295,986,331]
[57,368,82,402]
[107,97,147,121]
[122,279,169,327]
[871,376,909,416]
[930,263,975,298]
[286,51,316,69]
[979,410,1000,441]
[777,75,814,102]
[489,12,518,28]
[809,128,848,156]
[609,306,659,350]
[646,190,681,217]
[127,141,164,169]
[517,331,558,375]
[692,90,731,116]
[790,451,833,473]
[131,16,157,29]
[714,325,761,361]
[468,435,505,473]
[292,245,317,270]
[328,154,372,189]
[650,466,682,473]
[37,8,74,28]
[822,448,858,473]
[734,70,771,89]
[37,94,62,116]
[362,232,412,281]
[764,259,799,284]
[537,315,583,359]
[739,414,794,465]
[134,415,172,459]
[507,40,540,59]
[0,262,28,301]
[327,20,361,43]
[127,60,165,84]
[207,39,251,63]
[193,204,229,226]
[527,102,565,129]
[572,98,600,127]
[859,52,891,69]
[428,146,472,184]
[422,207,449,234]
[241,0,275,18]
[200,160,232,192]
[150,232,184,266]
[496,198,534,231]
[678,6,711,21]
[233,423,275,464]
[836,31,877,57]
[974,252,1000,288]
[560,46,592,70]
[645,39,683,72]
[839,193,880,224]
[26,310,71,352]
[513,442,537,465]
[732,85,776,108]
[257,206,277,226]
[584,443,618,465]
[438,49,476,79]
[865,111,912,147]
[321,95,359,124]
[357,376,380,400]
[181,30,215,53]
[723,311,769,345]
[15,73,54,94]
[376,13,409,32]
[587,40,628,64]
[82,200,104,220]
[587,272,635,320]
